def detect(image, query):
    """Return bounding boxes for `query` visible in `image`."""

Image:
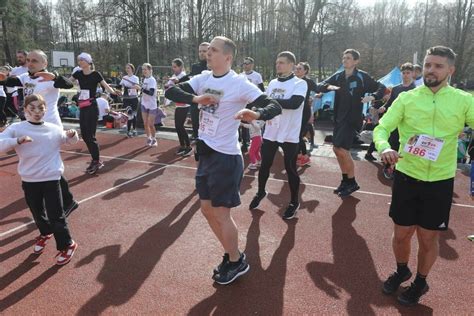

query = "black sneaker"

[333,180,348,194]
[365,153,377,161]
[249,191,267,209]
[181,147,193,157]
[282,202,299,220]
[382,270,412,295]
[64,200,79,217]
[397,282,429,306]
[175,147,186,155]
[212,253,250,285]
[338,182,360,198]
[87,160,104,175]
[383,165,394,180]
[213,252,247,275]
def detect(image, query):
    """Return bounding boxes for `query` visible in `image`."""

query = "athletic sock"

[347,177,356,185]
[414,273,427,288]
[396,262,410,276]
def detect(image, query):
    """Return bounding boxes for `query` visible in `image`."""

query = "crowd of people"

[0,37,473,308]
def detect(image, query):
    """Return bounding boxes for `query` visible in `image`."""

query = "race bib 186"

[403,134,445,161]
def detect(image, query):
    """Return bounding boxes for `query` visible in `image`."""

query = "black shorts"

[195,150,244,208]
[333,122,357,150]
[389,170,454,231]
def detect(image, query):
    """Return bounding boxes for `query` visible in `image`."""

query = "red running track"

[0,132,473,314]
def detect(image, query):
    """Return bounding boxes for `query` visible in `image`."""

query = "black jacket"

[318,68,385,126]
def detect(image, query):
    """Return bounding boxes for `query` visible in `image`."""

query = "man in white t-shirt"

[9,50,29,115]
[248,51,308,220]
[165,36,281,285]
[240,57,265,153]
[243,57,265,92]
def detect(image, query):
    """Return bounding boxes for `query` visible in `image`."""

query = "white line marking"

[3,149,473,238]
[0,165,167,238]
[61,150,474,208]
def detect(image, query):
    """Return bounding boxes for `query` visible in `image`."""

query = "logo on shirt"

[201,88,224,114]
[269,88,286,99]
[24,82,36,97]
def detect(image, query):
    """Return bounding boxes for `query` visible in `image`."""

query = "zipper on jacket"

[428,95,437,181]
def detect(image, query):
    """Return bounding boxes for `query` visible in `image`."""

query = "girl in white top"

[140,63,158,147]
[120,63,140,137]
[167,58,192,156]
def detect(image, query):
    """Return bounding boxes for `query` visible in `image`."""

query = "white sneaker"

[150,138,158,147]
[146,138,152,146]
[248,163,258,170]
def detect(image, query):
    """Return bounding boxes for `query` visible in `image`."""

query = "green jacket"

[374,85,474,181]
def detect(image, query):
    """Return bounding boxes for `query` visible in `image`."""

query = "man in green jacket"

[374,46,474,306]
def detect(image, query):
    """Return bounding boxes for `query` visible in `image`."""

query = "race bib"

[128,88,137,96]
[403,134,445,161]
[199,111,220,137]
[79,89,90,100]
[267,115,280,129]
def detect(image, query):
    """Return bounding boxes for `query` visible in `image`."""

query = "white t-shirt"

[0,121,78,182]
[245,71,263,87]
[263,76,307,143]
[9,65,28,96]
[96,97,110,120]
[141,76,157,109]
[188,70,263,155]
[0,85,5,98]
[120,75,140,98]
[18,73,62,127]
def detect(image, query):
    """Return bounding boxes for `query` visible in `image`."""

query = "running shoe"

[127,131,133,138]
[150,138,158,147]
[64,200,79,217]
[397,282,429,306]
[338,182,360,198]
[365,153,377,161]
[213,253,246,275]
[382,270,412,295]
[383,165,394,180]
[468,234,474,242]
[282,202,299,220]
[181,147,193,157]
[87,160,104,175]
[333,180,348,194]
[212,252,249,285]
[175,147,186,155]
[146,138,152,146]
[298,155,310,167]
[56,241,78,266]
[248,163,258,170]
[249,191,267,209]
[33,234,53,254]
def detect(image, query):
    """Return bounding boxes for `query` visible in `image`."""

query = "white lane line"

[0,165,167,238]
[61,150,474,209]
[3,149,473,238]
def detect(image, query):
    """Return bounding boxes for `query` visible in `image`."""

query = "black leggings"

[124,98,138,131]
[22,180,73,250]
[0,96,6,123]
[258,139,300,204]
[79,103,100,161]
[175,106,190,147]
